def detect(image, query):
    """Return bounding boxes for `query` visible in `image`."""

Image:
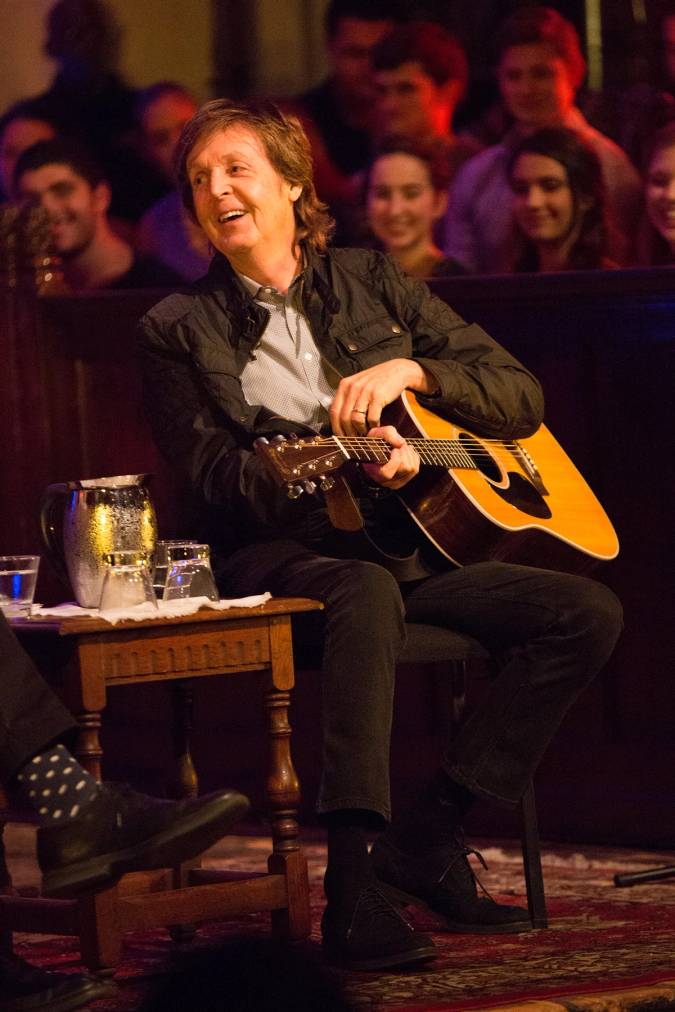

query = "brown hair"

[175,98,334,252]
[494,6,586,91]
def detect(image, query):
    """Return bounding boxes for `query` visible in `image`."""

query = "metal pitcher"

[40,474,158,607]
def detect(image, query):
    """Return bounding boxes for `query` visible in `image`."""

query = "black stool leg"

[519,781,548,928]
[614,865,675,887]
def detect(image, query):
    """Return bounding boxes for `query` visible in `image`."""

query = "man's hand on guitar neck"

[360,425,421,490]
[330,358,439,437]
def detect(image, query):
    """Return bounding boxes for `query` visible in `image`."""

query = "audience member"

[23,0,167,225]
[288,0,402,237]
[365,134,463,277]
[637,121,675,264]
[371,22,481,181]
[584,2,675,170]
[14,139,182,291]
[444,6,642,274]
[0,609,249,1012]
[136,83,211,281]
[506,127,617,272]
[0,103,58,203]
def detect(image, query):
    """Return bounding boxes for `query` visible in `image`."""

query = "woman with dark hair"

[638,121,675,265]
[365,134,464,277]
[506,126,617,272]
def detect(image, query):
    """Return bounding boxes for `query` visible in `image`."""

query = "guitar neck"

[334,436,477,469]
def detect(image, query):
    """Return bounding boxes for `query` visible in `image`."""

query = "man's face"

[0,118,56,196]
[329,16,393,105]
[187,124,301,271]
[645,142,675,253]
[662,16,675,86]
[16,163,107,257]
[498,43,576,131]
[374,61,447,138]
[141,92,198,181]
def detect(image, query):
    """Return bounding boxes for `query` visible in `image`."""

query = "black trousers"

[0,611,75,783]
[217,539,623,821]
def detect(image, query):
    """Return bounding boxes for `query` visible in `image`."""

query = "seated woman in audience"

[506,127,618,273]
[365,134,464,277]
[637,122,675,265]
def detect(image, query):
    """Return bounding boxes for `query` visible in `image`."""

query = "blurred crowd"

[3,0,675,292]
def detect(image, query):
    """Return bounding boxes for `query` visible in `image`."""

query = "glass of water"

[163,545,219,602]
[0,555,40,618]
[99,551,158,611]
[152,540,200,596]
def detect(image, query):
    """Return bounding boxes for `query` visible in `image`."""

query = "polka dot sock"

[14,743,101,826]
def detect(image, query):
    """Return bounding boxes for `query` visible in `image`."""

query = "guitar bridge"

[514,442,549,495]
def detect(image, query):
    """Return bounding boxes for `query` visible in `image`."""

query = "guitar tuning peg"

[288,432,299,443]
[256,436,269,446]
[320,477,336,492]
[287,484,304,500]
[270,434,287,447]
[303,480,317,495]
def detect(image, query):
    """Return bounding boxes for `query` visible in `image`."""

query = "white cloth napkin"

[31,593,272,625]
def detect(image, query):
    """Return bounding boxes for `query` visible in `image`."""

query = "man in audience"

[14,139,181,291]
[0,103,58,203]
[136,83,211,281]
[139,98,622,972]
[0,610,249,1010]
[371,21,481,183]
[444,6,642,273]
[288,0,403,237]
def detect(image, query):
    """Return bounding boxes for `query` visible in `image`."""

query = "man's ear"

[288,183,302,202]
[92,180,112,215]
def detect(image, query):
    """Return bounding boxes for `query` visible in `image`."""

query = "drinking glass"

[163,544,219,602]
[0,555,40,617]
[98,551,158,611]
[152,540,200,596]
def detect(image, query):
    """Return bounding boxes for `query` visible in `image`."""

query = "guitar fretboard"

[333,437,477,469]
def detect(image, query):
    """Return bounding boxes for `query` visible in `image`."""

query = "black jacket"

[138,246,544,559]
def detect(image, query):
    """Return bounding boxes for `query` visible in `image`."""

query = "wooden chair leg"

[76,885,123,976]
[519,780,548,928]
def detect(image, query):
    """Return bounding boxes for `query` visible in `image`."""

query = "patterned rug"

[6,825,675,1010]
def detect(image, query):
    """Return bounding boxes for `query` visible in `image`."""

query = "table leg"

[169,681,199,800]
[264,686,311,939]
[74,710,104,781]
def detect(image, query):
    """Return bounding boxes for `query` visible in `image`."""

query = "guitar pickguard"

[458,433,552,519]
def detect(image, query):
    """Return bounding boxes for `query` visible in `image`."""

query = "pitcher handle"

[40,482,70,582]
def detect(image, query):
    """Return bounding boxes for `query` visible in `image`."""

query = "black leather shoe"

[321,884,437,971]
[371,834,532,934]
[0,950,115,1011]
[37,782,250,897]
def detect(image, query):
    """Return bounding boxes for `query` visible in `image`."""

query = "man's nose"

[525,186,543,207]
[209,168,232,196]
[665,179,675,200]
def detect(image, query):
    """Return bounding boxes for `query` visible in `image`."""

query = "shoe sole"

[322,942,437,972]
[377,880,533,934]
[41,792,250,898]
[0,977,116,1012]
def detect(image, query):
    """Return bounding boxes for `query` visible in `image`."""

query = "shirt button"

[391,324,401,334]
[304,352,313,360]
[347,342,357,352]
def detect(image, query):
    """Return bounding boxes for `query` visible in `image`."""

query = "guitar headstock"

[254,435,346,485]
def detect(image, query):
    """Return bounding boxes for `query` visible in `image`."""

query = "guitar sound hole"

[459,434,502,482]
[459,434,552,519]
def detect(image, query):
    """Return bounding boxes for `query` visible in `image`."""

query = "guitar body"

[386,392,619,573]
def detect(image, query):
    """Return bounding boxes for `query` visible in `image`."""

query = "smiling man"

[443,6,642,274]
[13,138,181,291]
[138,99,622,972]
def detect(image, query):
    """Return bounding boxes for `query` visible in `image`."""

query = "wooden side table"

[2,597,322,972]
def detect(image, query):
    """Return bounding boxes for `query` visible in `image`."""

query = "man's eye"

[541,179,563,192]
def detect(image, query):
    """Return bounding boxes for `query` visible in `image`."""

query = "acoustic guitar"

[255,391,619,574]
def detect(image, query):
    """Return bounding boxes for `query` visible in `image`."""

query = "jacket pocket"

[333,313,413,366]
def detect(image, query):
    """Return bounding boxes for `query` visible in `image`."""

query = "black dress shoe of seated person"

[37,782,250,898]
[371,834,532,934]
[321,884,437,971]
[0,950,115,1012]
